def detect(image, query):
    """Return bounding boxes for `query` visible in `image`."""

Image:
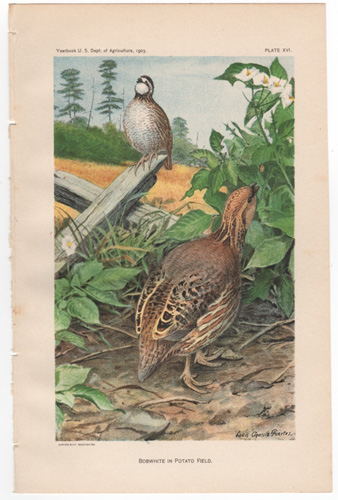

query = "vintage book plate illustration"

[10,3,331,493]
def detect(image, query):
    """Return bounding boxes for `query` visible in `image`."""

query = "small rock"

[221,347,244,361]
[209,409,231,425]
[116,407,168,434]
[230,380,273,395]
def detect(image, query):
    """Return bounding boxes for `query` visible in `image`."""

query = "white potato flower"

[268,76,287,94]
[61,235,77,256]
[235,67,260,82]
[280,83,295,108]
[253,73,269,86]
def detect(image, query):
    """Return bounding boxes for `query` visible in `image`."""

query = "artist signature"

[235,429,295,439]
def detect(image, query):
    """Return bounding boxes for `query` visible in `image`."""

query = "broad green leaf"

[215,63,270,86]
[55,330,88,350]
[56,404,64,431]
[209,167,224,194]
[246,236,293,269]
[203,189,227,214]
[237,163,258,184]
[69,384,114,411]
[245,220,274,248]
[245,90,280,125]
[67,297,100,324]
[226,159,239,185]
[85,286,129,307]
[224,136,244,158]
[55,305,71,332]
[89,267,141,291]
[289,247,294,279]
[252,146,275,165]
[273,102,294,128]
[211,214,222,232]
[55,278,70,302]
[270,57,288,81]
[163,210,213,242]
[209,129,224,153]
[55,364,91,392]
[243,269,275,303]
[70,260,104,287]
[55,391,75,408]
[265,216,294,238]
[183,168,210,198]
[277,119,294,138]
[262,185,294,237]
[231,122,256,144]
[190,149,219,169]
[277,275,294,317]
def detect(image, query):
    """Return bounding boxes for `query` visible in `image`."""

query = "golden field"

[54,158,221,223]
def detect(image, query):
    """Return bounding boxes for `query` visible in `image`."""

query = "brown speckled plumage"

[136,184,259,392]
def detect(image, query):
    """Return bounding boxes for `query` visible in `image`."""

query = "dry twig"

[239,319,295,351]
[270,362,295,384]
[137,396,210,408]
[70,344,135,364]
[100,323,137,339]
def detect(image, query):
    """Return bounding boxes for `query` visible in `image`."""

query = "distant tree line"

[55,60,201,166]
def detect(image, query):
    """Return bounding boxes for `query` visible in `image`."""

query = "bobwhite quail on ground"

[123,75,172,171]
[136,184,259,392]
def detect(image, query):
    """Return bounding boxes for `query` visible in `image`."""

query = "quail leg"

[180,355,214,394]
[194,349,223,367]
[134,155,149,173]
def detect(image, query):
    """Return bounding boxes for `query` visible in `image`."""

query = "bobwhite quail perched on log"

[136,183,259,392]
[123,75,172,171]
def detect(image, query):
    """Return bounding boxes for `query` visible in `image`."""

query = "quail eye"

[248,197,253,203]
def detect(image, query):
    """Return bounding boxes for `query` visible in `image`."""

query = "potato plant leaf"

[277,275,294,317]
[55,278,70,302]
[209,129,224,153]
[270,57,288,81]
[243,269,275,303]
[55,330,88,350]
[69,384,114,411]
[70,260,104,287]
[190,149,219,169]
[56,404,64,431]
[163,210,213,242]
[55,305,71,332]
[246,236,293,269]
[89,267,141,291]
[55,391,76,408]
[55,364,91,392]
[67,297,100,324]
[183,168,210,198]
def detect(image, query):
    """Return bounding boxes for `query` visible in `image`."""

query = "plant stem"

[270,112,294,193]
[279,162,294,193]
[255,109,270,146]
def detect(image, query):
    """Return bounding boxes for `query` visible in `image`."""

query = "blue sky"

[54,56,294,148]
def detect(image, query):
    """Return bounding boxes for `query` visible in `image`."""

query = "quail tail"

[164,156,172,170]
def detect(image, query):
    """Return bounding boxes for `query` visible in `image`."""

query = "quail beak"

[250,183,260,196]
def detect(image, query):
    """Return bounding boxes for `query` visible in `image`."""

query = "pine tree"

[172,117,189,139]
[57,69,85,121]
[96,60,123,122]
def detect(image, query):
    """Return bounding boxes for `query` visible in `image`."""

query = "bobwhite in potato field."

[123,75,172,171]
[136,184,259,393]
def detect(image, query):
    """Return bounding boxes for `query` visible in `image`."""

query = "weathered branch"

[54,156,179,274]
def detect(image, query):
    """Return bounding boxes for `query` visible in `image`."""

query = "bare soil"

[56,300,295,441]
